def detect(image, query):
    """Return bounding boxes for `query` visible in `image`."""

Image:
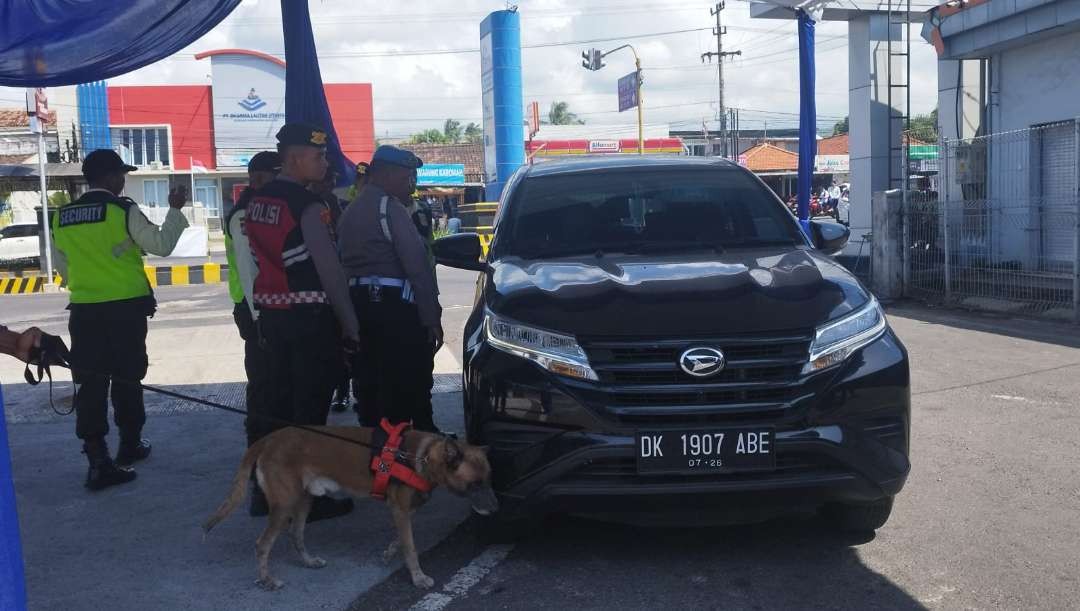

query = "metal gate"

[904,121,1080,320]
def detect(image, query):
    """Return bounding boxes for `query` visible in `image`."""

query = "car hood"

[485,248,869,337]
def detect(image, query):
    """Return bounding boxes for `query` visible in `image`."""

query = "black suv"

[435,156,909,532]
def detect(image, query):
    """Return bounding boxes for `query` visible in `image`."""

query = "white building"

[926,0,1080,274]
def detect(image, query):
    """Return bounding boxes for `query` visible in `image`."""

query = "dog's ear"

[444,439,464,470]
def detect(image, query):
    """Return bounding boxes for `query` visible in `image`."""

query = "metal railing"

[904,121,1080,321]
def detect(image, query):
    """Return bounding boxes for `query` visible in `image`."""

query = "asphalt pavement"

[2,270,1079,610]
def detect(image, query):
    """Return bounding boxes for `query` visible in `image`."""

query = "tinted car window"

[1,225,37,239]
[497,168,803,259]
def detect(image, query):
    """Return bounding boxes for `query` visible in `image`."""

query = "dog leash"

[21,345,429,464]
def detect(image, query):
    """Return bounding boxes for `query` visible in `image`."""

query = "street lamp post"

[581,44,644,155]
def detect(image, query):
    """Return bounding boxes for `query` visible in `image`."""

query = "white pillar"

[845,13,902,258]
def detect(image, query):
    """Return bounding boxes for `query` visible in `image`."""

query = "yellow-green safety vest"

[51,193,151,304]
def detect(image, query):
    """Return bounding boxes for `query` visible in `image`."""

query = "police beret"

[371,145,423,169]
[247,151,281,173]
[276,123,328,148]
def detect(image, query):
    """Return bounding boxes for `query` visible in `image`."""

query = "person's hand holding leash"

[13,326,42,363]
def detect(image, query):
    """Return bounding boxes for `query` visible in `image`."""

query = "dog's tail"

[203,435,270,537]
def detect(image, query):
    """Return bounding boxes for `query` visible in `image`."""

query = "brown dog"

[204,425,498,590]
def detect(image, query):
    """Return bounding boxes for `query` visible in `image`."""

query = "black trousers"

[68,300,150,443]
[258,307,344,428]
[351,287,435,429]
[233,301,276,445]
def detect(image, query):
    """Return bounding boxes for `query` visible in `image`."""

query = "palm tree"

[464,122,482,143]
[549,101,584,125]
[443,119,463,143]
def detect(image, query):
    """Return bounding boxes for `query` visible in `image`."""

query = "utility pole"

[701,2,740,159]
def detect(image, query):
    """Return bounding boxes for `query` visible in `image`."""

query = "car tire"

[821,496,894,532]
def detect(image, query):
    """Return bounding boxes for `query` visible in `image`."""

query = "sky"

[1,0,941,140]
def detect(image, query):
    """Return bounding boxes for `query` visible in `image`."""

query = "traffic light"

[581,48,605,71]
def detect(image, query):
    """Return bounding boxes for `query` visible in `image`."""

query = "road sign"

[618,71,639,112]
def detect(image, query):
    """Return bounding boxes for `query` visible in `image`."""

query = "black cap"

[355,161,370,176]
[276,123,328,148]
[82,149,137,181]
[247,151,281,174]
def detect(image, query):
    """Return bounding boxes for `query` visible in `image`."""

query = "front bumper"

[464,328,911,520]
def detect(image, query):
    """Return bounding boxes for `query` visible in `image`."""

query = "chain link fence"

[905,121,1080,321]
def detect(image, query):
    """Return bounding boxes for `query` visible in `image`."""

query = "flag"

[191,159,209,174]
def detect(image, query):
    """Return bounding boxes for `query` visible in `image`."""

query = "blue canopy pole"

[0,385,27,611]
[797,8,817,239]
[281,0,355,186]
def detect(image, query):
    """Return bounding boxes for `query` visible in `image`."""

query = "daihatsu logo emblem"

[679,347,725,377]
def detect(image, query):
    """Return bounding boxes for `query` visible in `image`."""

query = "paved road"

[4,273,1080,610]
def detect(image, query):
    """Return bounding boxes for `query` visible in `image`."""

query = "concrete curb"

[0,264,230,294]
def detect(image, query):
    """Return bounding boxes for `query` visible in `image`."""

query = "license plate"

[635,428,776,474]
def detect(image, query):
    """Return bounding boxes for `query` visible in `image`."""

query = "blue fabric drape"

[0,0,241,86]
[797,8,816,238]
[281,0,354,187]
[0,384,26,611]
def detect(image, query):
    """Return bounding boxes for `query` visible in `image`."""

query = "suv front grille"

[578,333,812,422]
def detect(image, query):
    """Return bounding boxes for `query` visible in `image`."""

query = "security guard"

[338,146,443,432]
[245,124,358,521]
[223,151,279,515]
[51,149,189,490]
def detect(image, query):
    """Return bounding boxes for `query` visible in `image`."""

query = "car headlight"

[484,311,598,381]
[805,297,888,373]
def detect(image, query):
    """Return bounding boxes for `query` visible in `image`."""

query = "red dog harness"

[370,419,433,500]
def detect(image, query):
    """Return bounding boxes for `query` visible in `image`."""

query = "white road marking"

[409,544,514,611]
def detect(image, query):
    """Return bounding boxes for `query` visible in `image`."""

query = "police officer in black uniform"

[244,124,359,521]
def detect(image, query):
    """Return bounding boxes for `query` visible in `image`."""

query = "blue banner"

[797,9,816,238]
[281,0,354,187]
[417,164,466,186]
[0,384,27,611]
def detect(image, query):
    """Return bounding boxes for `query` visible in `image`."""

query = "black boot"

[249,482,269,517]
[84,439,137,491]
[115,437,152,468]
[306,497,354,523]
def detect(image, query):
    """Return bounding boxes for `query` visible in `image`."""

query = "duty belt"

[349,276,415,303]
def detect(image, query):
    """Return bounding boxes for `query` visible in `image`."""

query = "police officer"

[223,151,279,515]
[338,146,443,432]
[51,149,189,490]
[245,124,358,521]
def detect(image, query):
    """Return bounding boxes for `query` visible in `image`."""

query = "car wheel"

[821,496,894,532]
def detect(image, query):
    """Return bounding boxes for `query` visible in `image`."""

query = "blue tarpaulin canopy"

[0,0,242,87]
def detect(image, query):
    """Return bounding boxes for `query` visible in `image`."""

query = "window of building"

[143,179,171,208]
[111,127,170,167]
[194,178,221,218]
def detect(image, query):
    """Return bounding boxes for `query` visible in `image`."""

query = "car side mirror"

[810,219,850,255]
[434,233,486,271]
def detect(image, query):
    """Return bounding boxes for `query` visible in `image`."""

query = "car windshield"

[496,168,803,259]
